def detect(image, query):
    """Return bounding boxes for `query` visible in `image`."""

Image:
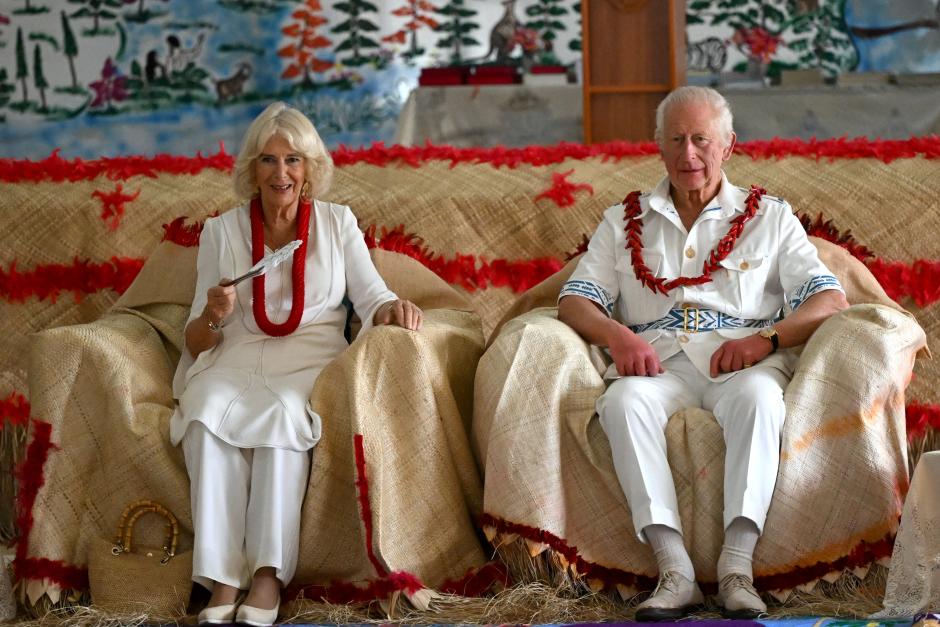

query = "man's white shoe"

[717,572,767,619]
[634,571,704,622]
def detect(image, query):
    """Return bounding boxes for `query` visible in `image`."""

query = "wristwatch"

[208,317,223,333]
[758,326,779,353]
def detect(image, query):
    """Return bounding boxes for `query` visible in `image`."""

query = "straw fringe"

[10,564,891,624]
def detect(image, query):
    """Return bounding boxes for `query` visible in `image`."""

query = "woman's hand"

[374,299,422,331]
[205,280,237,327]
[710,334,773,377]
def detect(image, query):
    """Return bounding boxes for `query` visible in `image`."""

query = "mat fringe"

[11,565,891,625]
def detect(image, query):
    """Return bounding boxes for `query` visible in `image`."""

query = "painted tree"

[568,1,581,52]
[331,0,381,67]
[33,43,47,110]
[383,1,438,60]
[61,11,79,89]
[69,0,123,35]
[122,0,170,22]
[0,69,14,118]
[278,0,333,86]
[525,0,568,63]
[15,27,27,104]
[435,0,480,64]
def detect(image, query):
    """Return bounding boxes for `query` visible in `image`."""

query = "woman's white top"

[169,200,396,451]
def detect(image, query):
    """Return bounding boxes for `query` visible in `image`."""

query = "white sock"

[717,517,760,580]
[643,524,695,581]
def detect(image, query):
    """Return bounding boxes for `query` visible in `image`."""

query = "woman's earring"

[301,181,312,200]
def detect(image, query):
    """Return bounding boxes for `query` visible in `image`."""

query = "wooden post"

[581,0,686,143]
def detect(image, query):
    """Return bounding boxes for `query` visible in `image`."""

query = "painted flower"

[90,58,129,109]
[732,26,780,63]
[513,27,541,53]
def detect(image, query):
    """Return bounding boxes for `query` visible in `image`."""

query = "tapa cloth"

[474,236,927,595]
[22,241,486,607]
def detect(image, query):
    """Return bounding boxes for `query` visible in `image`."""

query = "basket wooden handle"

[112,499,180,563]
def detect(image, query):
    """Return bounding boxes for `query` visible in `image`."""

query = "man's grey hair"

[654,86,734,147]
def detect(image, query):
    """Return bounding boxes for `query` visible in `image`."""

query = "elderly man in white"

[558,86,848,621]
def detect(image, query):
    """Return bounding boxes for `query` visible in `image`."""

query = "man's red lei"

[623,185,765,295]
[249,196,311,336]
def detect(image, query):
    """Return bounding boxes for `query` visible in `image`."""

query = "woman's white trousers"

[182,423,311,590]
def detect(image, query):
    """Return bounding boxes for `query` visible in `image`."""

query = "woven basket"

[87,499,192,618]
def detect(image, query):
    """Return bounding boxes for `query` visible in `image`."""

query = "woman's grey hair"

[654,86,734,147]
[233,101,334,200]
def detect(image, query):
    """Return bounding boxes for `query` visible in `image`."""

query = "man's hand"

[608,324,664,377]
[710,334,773,377]
[374,299,423,331]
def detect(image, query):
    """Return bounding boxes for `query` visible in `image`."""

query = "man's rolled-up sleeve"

[776,203,844,312]
[559,216,620,316]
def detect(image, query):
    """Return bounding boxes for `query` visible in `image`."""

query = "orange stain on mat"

[781,388,905,461]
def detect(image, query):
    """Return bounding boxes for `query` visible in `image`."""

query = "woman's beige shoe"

[235,599,279,627]
[197,602,239,626]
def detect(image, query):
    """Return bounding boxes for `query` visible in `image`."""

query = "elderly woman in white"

[171,102,421,627]
[558,86,848,620]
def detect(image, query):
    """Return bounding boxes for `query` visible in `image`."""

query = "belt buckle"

[682,306,699,333]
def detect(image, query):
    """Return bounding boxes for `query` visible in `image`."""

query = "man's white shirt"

[560,173,843,381]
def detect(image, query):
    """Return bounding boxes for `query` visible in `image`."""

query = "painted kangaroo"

[478,0,520,64]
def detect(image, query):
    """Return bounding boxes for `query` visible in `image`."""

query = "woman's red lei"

[249,196,311,336]
[623,185,765,295]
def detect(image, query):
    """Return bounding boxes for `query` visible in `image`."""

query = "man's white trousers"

[182,422,311,591]
[597,351,788,540]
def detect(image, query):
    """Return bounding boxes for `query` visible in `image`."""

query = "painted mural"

[686,0,940,81]
[1,0,938,159]
[0,0,583,158]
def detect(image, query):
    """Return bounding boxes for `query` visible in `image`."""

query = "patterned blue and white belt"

[629,307,778,334]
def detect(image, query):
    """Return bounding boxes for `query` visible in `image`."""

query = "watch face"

[760,327,775,338]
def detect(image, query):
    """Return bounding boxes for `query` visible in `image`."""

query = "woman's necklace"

[623,185,765,295]
[249,197,310,336]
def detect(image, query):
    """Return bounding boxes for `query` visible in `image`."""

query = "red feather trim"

[534,170,594,208]
[0,257,145,303]
[478,513,656,591]
[4,138,940,184]
[866,258,940,308]
[438,561,510,597]
[91,183,141,231]
[0,145,234,183]
[161,216,206,247]
[905,401,940,441]
[480,513,894,595]
[564,234,590,262]
[364,224,563,293]
[798,212,873,261]
[291,570,424,604]
[13,419,71,584]
[735,136,940,163]
[0,391,30,427]
[353,433,388,577]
